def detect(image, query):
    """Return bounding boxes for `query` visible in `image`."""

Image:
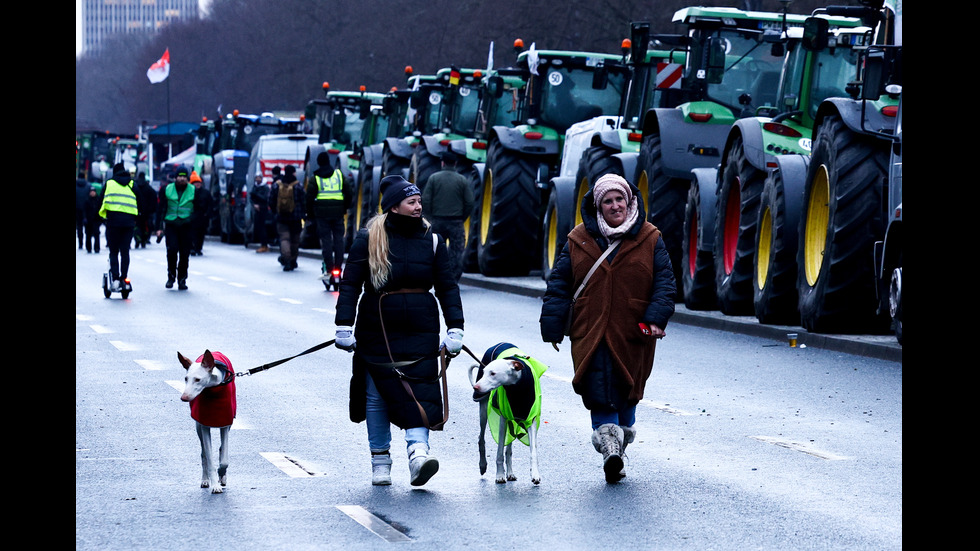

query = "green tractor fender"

[722,118,773,175]
[361,142,384,167]
[489,125,560,157]
[384,136,415,161]
[813,97,898,140]
[420,134,449,158]
[644,107,731,180]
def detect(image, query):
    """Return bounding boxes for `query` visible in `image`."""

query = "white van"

[237,134,319,242]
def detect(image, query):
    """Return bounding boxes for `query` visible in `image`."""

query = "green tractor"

[301,83,387,248]
[682,9,866,317]
[632,6,819,303]
[477,44,632,276]
[380,69,442,183]
[548,23,687,280]
[795,0,902,335]
[453,62,528,274]
[409,66,487,190]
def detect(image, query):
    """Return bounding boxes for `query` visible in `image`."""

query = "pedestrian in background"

[99,163,143,290]
[84,184,102,253]
[308,151,352,279]
[76,171,91,250]
[156,165,204,290]
[421,150,474,281]
[189,170,210,255]
[250,173,272,253]
[539,173,675,483]
[334,175,464,487]
[133,171,156,249]
[271,164,305,271]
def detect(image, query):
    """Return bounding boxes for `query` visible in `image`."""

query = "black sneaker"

[166,277,175,289]
[178,280,188,290]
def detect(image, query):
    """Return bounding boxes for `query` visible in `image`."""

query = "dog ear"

[510,360,523,371]
[178,352,192,370]
[202,350,215,369]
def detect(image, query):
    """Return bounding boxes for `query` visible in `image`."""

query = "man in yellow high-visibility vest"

[307,151,351,280]
[99,163,143,290]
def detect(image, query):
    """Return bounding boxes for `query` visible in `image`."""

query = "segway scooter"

[320,262,341,291]
[102,260,133,299]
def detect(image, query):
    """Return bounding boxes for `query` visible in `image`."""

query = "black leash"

[235,339,335,378]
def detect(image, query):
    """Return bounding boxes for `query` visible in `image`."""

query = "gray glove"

[441,328,463,356]
[335,326,355,352]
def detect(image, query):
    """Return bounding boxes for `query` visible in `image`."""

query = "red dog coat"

[190,351,237,428]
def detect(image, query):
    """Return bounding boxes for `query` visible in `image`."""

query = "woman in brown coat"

[540,173,675,482]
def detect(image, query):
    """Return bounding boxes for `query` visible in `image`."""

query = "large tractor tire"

[635,133,687,297]
[712,135,764,315]
[540,182,576,281]
[477,141,539,277]
[574,144,621,213]
[461,167,483,274]
[797,115,890,334]
[411,146,441,191]
[382,148,409,182]
[681,178,717,310]
[753,167,801,325]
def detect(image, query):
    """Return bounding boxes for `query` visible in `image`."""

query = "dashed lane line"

[749,436,850,460]
[336,505,413,543]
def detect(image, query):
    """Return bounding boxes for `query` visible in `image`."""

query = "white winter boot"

[407,443,439,486]
[618,425,636,479]
[591,423,625,483]
[371,451,392,486]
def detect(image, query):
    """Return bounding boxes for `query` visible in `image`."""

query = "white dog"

[178,350,237,493]
[469,343,548,484]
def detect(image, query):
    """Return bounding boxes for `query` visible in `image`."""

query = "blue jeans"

[366,372,429,453]
[591,405,636,430]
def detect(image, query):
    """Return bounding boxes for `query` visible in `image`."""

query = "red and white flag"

[146,49,170,84]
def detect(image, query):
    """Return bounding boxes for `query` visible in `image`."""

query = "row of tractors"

[196,0,903,345]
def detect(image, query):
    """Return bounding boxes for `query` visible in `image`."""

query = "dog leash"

[234,339,336,378]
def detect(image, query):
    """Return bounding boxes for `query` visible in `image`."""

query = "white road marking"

[639,399,696,416]
[135,359,165,370]
[90,325,113,334]
[260,452,320,477]
[77,314,93,321]
[336,505,412,542]
[280,298,302,304]
[207,276,225,282]
[252,290,273,296]
[110,340,139,351]
[227,282,247,288]
[749,436,850,460]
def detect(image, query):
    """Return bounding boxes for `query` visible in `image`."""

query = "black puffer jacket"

[336,213,464,429]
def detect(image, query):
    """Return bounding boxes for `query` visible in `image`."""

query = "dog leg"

[528,422,540,485]
[196,422,222,493]
[495,415,508,483]
[217,425,231,487]
[505,441,516,481]
[478,398,488,475]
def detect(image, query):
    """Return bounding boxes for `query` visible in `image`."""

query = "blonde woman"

[335,175,465,486]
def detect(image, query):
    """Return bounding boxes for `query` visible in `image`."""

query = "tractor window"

[337,107,366,145]
[703,29,786,112]
[807,46,860,119]
[777,42,806,113]
[537,65,628,133]
[451,85,482,135]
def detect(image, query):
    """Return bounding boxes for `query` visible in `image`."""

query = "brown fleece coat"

[566,222,660,403]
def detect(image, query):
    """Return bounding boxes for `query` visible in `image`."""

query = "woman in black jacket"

[335,175,465,487]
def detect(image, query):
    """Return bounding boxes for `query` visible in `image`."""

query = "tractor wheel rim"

[804,165,830,286]
[687,210,698,277]
[723,181,740,274]
[756,205,772,290]
[480,169,493,245]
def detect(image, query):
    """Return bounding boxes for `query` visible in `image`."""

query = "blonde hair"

[365,211,430,290]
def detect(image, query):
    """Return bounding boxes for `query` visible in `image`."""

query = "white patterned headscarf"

[593,173,639,240]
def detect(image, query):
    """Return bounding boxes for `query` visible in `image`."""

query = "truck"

[475,44,632,277]
[631,6,823,301]
[209,111,298,243]
[681,9,866,317]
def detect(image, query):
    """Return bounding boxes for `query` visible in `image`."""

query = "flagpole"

[167,49,172,159]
